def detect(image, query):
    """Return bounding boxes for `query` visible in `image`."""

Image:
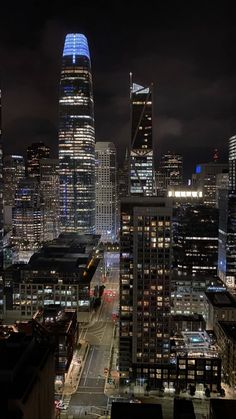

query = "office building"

[118,149,129,199]
[11,178,42,262]
[59,33,95,233]
[160,152,183,190]
[39,158,60,241]
[0,90,3,320]
[5,233,100,322]
[3,155,25,232]
[26,142,50,180]
[95,141,118,242]
[119,197,172,385]
[170,274,225,317]
[174,205,218,276]
[215,172,229,208]
[129,79,154,196]
[3,155,25,206]
[192,162,228,206]
[218,136,236,288]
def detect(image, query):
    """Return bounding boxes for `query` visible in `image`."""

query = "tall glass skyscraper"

[129,77,154,196]
[218,135,236,288]
[59,33,95,233]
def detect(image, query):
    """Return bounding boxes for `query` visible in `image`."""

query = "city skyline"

[0,3,235,176]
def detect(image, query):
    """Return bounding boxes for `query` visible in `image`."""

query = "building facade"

[5,233,100,322]
[174,204,218,276]
[192,162,228,207]
[204,291,236,330]
[129,80,154,196]
[215,321,236,387]
[26,142,50,180]
[95,142,118,242]
[11,178,42,261]
[39,158,60,241]
[0,90,3,319]
[3,155,25,206]
[59,33,95,233]
[218,136,236,288]
[119,197,172,385]
[160,152,183,191]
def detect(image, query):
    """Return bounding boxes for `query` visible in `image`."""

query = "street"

[68,252,119,417]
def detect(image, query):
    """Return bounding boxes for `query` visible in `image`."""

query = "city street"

[68,252,119,416]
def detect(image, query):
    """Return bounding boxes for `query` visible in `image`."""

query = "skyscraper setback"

[129,78,154,196]
[59,33,95,233]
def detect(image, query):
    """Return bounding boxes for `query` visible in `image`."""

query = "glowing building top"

[63,33,90,62]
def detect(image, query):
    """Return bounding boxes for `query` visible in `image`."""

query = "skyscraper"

[12,178,42,262]
[129,77,154,196]
[119,197,172,385]
[95,142,118,243]
[0,90,3,319]
[192,162,228,207]
[159,152,183,193]
[39,158,60,241]
[3,155,25,206]
[59,33,95,233]
[26,142,50,180]
[218,135,236,287]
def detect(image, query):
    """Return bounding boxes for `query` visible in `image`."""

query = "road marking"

[83,346,95,386]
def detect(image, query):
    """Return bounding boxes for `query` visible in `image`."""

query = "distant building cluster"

[1,31,236,418]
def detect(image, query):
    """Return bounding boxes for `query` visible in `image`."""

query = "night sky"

[1,1,236,177]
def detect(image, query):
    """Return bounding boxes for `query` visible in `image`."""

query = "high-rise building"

[39,158,60,241]
[3,155,25,206]
[174,204,218,276]
[26,142,50,180]
[192,162,228,207]
[95,142,118,242]
[129,78,154,196]
[59,33,95,233]
[118,148,129,200]
[12,178,42,261]
[119,197,172,385]
[0,89,3,319]
[159,152,183,192]
[218,136,236,288]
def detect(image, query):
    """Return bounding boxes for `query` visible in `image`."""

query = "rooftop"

[33,306,77,335]
[218,321,236,343]
[205,291,236,308]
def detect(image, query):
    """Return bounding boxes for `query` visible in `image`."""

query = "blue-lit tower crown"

[59,33,95,233]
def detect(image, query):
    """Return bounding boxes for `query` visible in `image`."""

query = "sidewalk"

[62,341,90,398]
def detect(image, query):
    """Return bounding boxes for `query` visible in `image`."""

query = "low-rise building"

[4,233,101,322]
[172,330,221,391]
[205,291,236,330]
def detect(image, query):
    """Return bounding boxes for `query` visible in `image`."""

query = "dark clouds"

[0,1,236,176]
